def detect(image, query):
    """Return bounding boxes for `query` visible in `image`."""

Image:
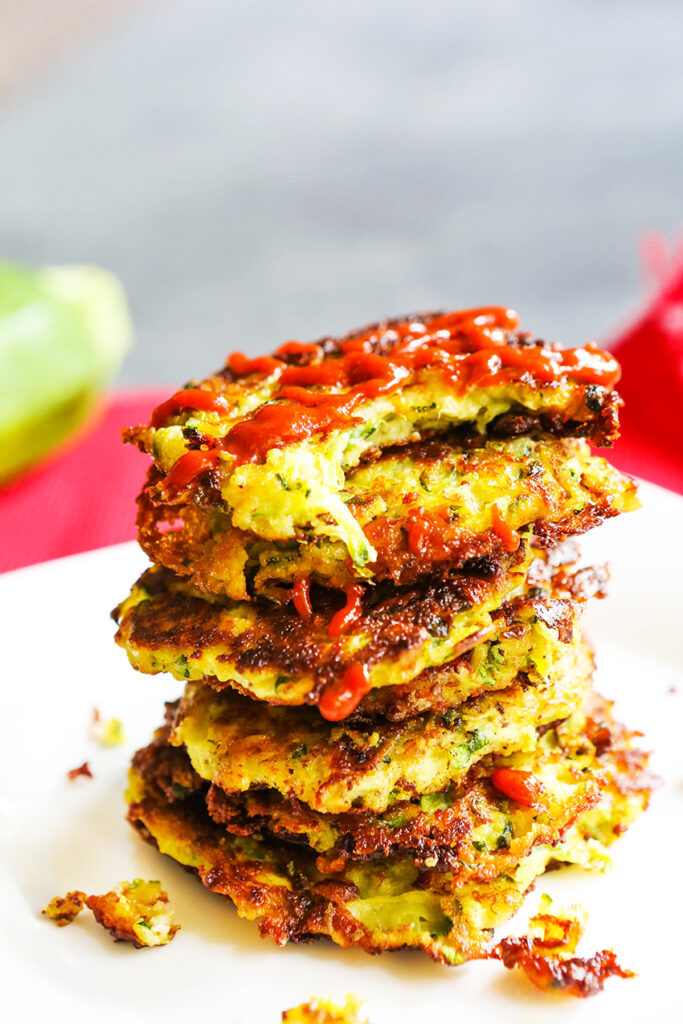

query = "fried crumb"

[67,761,93,781]
[91,707,125,747]
[42,891,87,926]
[85,879,179,948]
[282,996,367,1024]
[491,897,634,997]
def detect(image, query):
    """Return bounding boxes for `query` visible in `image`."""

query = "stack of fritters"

[115,308,653,965]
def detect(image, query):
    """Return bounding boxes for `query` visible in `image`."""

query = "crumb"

[490,897,633,997]
[67,761,93,781]
[91,707,125,747]
[42,891,88,926]
[283,997,367,1024]
[667,685,678,695]
[85,879,179,948]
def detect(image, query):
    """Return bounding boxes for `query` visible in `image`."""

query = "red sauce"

[151,388,229,428]
[152,307,622,485]
[327,584,364,637]
[318,663,371,721]
[162,449,220,491]
[490,505,521,552]
[406,509,455,560]
[226,352,282,376]
[292,576,313,622]
[274,340,320,359]
[223,403,363,462]
[491,768,546,808]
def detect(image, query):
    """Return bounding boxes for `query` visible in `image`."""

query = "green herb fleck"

[429,914,454,937]
[174,654,190,679]
[172,783,193,801]
[420,792,454,813]
[466,730,488,756]
[496,820,514,849]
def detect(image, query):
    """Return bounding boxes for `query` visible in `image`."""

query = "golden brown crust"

[494,936,633,997]
[125,689,654,965]
[85,881,179,948]
[114,549,524,699]
[133,432,635,602]
[203,764,601,880]
[133,690,652,881]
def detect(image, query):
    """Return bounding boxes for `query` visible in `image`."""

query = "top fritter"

[126,308,622,572]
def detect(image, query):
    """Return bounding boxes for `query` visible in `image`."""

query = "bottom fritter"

[126,694,653,965]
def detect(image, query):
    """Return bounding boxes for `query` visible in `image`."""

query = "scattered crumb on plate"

[85,879,179,948]
[91,707,125,746]
[66,761,93,781]
[491,895,634,997]
[42,891,88,926]
[282,996,367,1024]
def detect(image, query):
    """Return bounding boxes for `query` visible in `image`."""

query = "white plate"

[1,480,681,1023]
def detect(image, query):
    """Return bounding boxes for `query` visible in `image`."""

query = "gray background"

[1,0,681,386]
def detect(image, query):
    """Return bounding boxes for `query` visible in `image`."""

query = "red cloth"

[604,233,683,493]
[0,390,165,573]
[1,244,682,574]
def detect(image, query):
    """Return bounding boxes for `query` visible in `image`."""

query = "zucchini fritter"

[116,542,605,722]
[136,436,637,601]
[126,309,622,568]
[133,692,651,881]
[114,546,531,716]
[166,637,592,815]
[126,694,652,966]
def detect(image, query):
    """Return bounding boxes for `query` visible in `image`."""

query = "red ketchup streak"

[163,449,220,491]
[151,388,229,428]
[292,576,313,622]
[491,768,547,808]
[327,585,364,638]
[490,505,521,552]
[319,664,372,722]
[223,403,360,463]
[153,307,622,487]
[227,352,283,376]
[275,341,322,359]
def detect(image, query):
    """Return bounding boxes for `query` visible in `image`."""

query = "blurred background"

[1,0,682,569]
[2,0,682,385]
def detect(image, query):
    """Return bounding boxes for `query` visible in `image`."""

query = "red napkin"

[605,233,683,493]
[0,391,164,574]
[1,245,682,575]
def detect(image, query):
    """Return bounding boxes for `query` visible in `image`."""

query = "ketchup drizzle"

[151,388,229,428]
[149,307,621,489]
[327,584,364,638]
[292,576,313,622]
[491,768,547,808]
[318,663,372,722]
[490,504,521,552]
